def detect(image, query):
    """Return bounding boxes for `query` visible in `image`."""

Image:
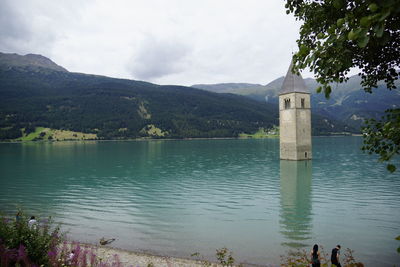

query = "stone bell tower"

[279,62,312,160]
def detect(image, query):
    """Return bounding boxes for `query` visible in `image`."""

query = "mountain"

[192,83,265,95]
[0,52,284,140]
[193,75,400,131]
[0,52,67,72]
[0,52,358,140]
[192,82,270,102]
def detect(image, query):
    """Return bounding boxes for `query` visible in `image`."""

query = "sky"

[0,0,313,86]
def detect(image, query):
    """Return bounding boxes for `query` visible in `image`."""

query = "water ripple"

[1,138,400,266]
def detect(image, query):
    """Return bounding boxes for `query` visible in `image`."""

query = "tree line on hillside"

[0,68,278,140]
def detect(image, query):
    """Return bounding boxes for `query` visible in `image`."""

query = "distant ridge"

[192,83,263,94]
[0,52,68,72]
[0,52,360,140]
[0,52,281,140]
[192,75,400,131]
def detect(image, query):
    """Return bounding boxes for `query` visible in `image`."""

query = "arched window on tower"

[301,98,305,108]
[284,98,291,109]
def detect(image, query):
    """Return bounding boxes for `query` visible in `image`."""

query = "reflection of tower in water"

[279,160,312,249]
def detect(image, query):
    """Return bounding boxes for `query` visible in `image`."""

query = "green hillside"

[0,52,360,140]
[0,53,280,140]
[194,75,400,132]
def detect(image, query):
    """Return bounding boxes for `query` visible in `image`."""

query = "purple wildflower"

[17,244,26,257]
[48,249,58,266]
[112,254,122,267]
[81,247,89,267]
[90,249,97,266]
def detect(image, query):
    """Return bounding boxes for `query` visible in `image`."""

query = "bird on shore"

[99,237,115,245]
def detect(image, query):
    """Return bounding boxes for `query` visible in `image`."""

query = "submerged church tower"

[279,62,312,160]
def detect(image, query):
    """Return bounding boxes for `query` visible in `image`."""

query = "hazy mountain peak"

[191,82,263,94]
[0,52,68,72]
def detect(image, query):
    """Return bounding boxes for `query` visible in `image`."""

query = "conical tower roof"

[280,61,309,95]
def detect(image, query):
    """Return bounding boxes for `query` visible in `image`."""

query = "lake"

[0,137,399,266]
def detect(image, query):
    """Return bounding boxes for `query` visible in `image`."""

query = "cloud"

[0,0,32,52]
[0,0,311,85]
[127,36,191,81]
[0,0,89,57]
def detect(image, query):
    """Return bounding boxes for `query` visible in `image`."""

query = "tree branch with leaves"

[285,0,400,171]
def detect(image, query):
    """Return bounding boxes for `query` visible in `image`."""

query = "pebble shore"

[82,243,220,267]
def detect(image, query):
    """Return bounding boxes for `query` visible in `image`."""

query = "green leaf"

[368,3,379,12]
[397,247,400,254]
[379,8,391,22]
[374,23,385,37]
[387,164,396,173]
[299,45,310,56]
[370,13,381,20]
[348,30,357,40]
[337,18,345,27]
[357,35,370,48]
[396,236,400,241]
[327,25,336,34]
[324,85,332,98]
[360,16,371,27]
[333,0,343,9]
[348,28,363,40]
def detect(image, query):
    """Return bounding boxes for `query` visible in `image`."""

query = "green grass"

[15,127,97,141]
[17,127,48,141]
[239,127,279,138]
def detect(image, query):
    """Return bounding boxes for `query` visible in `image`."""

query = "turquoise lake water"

[0,137,399,266]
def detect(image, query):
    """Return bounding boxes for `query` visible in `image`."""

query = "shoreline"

[0,213,271,267]
[69,242,273,267]
[0,133,361,144]
[78,243,212,267]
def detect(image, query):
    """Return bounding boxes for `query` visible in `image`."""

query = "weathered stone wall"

[279,92,312,160]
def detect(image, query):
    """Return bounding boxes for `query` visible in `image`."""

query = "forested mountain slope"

[0,53,279,140]
[0,52,354,140]
[193,75,400,130]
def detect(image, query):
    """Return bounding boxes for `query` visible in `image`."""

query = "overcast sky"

[0,0,313,86]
